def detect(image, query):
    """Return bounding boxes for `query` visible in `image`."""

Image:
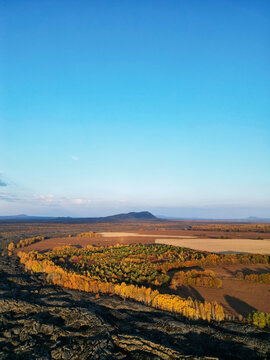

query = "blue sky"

[0,0,269,218]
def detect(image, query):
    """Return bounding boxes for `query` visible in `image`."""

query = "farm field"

[16,232,198,253]
[136,226,270,240]
[14,235,154,253]
[1,219,270,252]
[155,237,270,254]
[16,230,270,255]
[189,278,270,316]
[171,265,270,316]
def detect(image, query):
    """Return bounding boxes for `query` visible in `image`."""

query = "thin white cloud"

[71,155,79,161]
[34,194,45,199]
[32,194,93,207]
[71,198,92,205]
[33,194,54,203]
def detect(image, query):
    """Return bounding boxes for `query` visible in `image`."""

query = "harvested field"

[175,264,270,316]
[155,238,270,254]
[18,232,197,253]
[15,235,155,253]
[208,264,270,278]
[177,279,270,317]
[15,231,270,254]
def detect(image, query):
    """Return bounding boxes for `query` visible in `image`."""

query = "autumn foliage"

[152,294,224,322]
[16,236,44,249]
[156,252,270,273]
[190,224,270,233]
[170,270,222,289]
[16,242,270,327]
[40,243,270,288]
[7,242,15,251]
[77,231,101,238]
[18,249,225,322]
[248,311,270,329]
[236,271,270,284]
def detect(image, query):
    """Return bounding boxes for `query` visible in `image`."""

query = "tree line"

[156,253,270,273]
[7,236,44,254]
[236,271,270,284]
[170,269,222,289]
[189,224,270,233]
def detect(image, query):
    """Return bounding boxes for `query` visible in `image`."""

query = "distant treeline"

[189,224,270,233]
[76,231,101,238]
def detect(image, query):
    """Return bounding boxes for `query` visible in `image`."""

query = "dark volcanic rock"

[0,255,269,360]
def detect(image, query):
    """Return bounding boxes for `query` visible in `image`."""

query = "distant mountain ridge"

[0,212,269,222]
[0,211,158,222]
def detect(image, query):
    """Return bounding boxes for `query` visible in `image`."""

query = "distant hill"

[0,211,158,223]
[103,211,157,222]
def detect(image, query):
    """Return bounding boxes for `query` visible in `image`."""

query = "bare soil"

[209,264,270,278]
[15,235,154,253]
[175,278,270,317]
[19,231,270,255]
